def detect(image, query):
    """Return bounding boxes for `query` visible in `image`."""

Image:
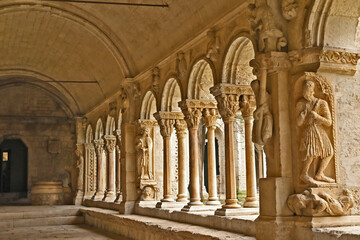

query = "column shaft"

[162,135,173,201]
[243,116,258,207]
[188,128,202,205]
[175,120,188,202]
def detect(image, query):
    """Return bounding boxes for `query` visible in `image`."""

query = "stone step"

[81,207,256,240]
[0,205,84,229]
[0,215,84,229]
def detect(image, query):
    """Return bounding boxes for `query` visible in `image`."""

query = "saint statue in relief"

[296,80,334,184]
[136,128,153,180]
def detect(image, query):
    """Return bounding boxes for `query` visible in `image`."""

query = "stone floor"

[0,224,128,239]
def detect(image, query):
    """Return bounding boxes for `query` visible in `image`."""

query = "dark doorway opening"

[0,139,28,196]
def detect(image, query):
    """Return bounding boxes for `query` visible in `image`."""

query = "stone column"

[211,84,253,215]
[240,94,259,208]
[155,114,175,204]
[203,108,221,205]
[104,135,116,201]
[179,102,203,209]
[93,139,105,201]
[175,119,188,202]
[115,130,122,203]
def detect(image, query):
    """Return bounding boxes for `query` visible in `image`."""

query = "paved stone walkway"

[0,224,128,239]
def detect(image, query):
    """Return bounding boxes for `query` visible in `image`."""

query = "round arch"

[105,116,116,135]
[161,78,182,112]
[187,59,215,100]
[86,125,93,144]
[95,119,104,140]
[222,36,256,85]
[140,91,157,119]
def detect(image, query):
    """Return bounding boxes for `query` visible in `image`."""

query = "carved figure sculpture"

[152,67,160,93]
[251,79,273,145]
[75,145,84,192]
[141,186,155,201]
[281,0,298,20]
[176,52,187,80]
[248,0,287,52]
[136,128,153,180]
[296,80,334,184]
[206,30,220,62]
[287,189,354,216]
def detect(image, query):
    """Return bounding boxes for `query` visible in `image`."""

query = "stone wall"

[0,84,76,203]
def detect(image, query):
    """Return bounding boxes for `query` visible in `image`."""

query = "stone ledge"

[81,207,255,240]
[133,205,257,237]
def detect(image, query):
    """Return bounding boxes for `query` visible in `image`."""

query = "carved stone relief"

[319,49,360,75]
[287,188,354,216]
[75,144,84,193]
[295,73,336,186]
[206,29,220,62]
[248,0,287,52]
[176,52,187,80]
[152,67,160,93]
[136,126,154,181]
[281,0,298,20]
[251,79,273,145]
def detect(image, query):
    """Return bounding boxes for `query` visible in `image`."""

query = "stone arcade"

[0,0,360,239]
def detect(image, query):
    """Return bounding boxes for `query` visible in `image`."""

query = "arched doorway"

[0,139,28,197]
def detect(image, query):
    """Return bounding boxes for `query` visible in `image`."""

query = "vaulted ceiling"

[0,0,245,115]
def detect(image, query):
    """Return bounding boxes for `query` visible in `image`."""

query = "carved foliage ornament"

[320,50,360,65]
[158,118,175,137]
[175,119,187,137]
[105,136,116,152]
[93,139,105,156]
[183,108,202,129]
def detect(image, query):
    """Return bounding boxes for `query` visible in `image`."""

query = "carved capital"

[179,101,203,129]
[157,118,175,137]
[93,139,104,156]
[203,108,219,129]
[175,119,187,137]
[104,135,116,152]
[240,94,256,118]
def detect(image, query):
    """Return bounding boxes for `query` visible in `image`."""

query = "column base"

[243,196,259,208]
[176,194,188,202]
[73,190,84,205]
[156,201,186,209]
[103,191,116,202]
[119,200,136,214]
[206,197,221,206]
[92,191,105,201]
[136,200,158,208]
[181,204,220,212]
[215,207,258,216]
[114,192,122,203]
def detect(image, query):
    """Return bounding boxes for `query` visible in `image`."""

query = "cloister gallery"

[0,0,360,239]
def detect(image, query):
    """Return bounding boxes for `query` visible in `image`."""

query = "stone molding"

[153,111,184,120]
[178,99,217,109]
[319,49,360,75]
[210,84,253,97]
[137,119,158,128]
